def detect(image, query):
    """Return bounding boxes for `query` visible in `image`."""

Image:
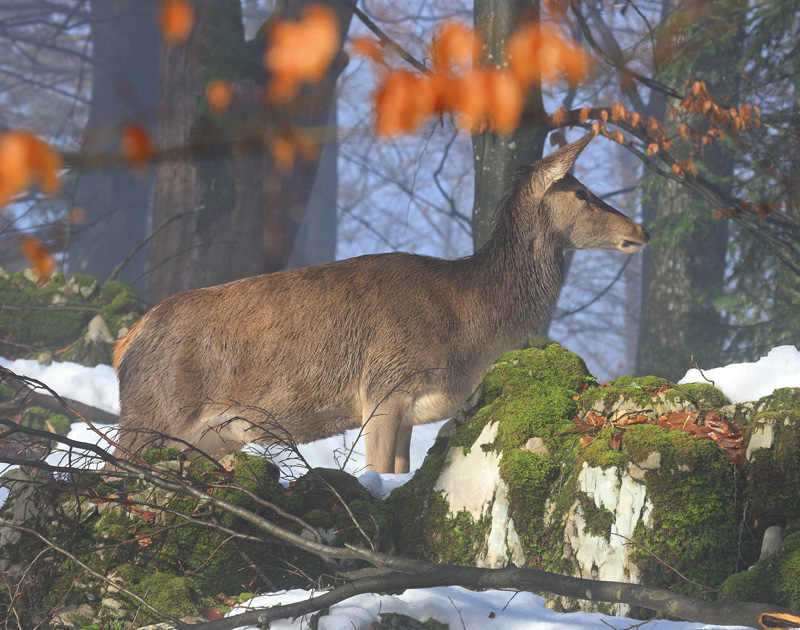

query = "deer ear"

[532,131,594,195]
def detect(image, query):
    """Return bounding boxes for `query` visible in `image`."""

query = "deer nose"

[641,226,650,242]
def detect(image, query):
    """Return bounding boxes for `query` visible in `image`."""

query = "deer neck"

[466,202,566,353]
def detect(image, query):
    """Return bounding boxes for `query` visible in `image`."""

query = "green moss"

[0,274,140,366]
[0,273,91,351]
[422,619,450,630]
[482,345,591,405]
[578,494,615,539]
[722,531,800,609]
[129,573,200,623]
[577,375,671,414]
[499,450,559,555]
[582,428,629,470]
[71,274,96,289]
[99,285,139,322]
[622,424,741,596]
[494,386,577,452]
[389,440,493,565]
[758,387,800,413]
[140,447,187,466]
[744,410,800,535]
[20,405,71,436]
[448,405,493,453]
[676,382,728,408]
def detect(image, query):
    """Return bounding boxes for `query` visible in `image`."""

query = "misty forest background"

[1,0,799,383]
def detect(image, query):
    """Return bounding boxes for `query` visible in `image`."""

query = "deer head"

[529,132,650,254]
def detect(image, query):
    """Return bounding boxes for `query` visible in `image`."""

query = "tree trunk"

[287,105,339,269]
[68,0,159,288]
[147,0,352,303]
[635,0,744,380]
[471,0,548,251]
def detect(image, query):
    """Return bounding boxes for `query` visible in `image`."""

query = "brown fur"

[113,133,649,473]
[112,309,153,371]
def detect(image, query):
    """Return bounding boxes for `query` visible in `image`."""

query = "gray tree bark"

[471,0,548,251]
[68,0,159,288]
[147,0,352,303]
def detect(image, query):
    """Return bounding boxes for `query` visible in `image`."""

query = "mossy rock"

[294,467,392,549]
[620,424,742,598]
[2,450,392,625]
[19,405,71,436]
[390,345,589,566]
[126,573,201,624]
[744,405,800,539]
[388,435,492,565]
[721,530,800,610]
[391,345,769,617]
[0,271,140,366]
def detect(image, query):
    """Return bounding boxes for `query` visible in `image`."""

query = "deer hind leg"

[362,397,411,474]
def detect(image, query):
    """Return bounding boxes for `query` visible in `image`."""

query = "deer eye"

[575,189,589,201]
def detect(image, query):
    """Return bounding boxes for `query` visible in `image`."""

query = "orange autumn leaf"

[21,236,55,282]
[375,70,438,136]
[450,70,490,131]
[611,101,626,123]
[271,130,322,172]
[628,111,643,128]
[611,131,624,144]
[265,5,340,103]
[271,136,295,171]
[551,107,568,126]
[206,79,233,114]
[579,106,590,123]
[120,123,153,169]
[0,130,62,206]
[159,0,194,45]
[350,36,383,62]
[680,158,698,177]
[647,142,659,155]
[507,22,590,86]
[432,21,478,72]
[486,71,524,135]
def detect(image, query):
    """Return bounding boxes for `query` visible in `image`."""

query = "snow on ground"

[230,586,750,630]
[2,345,799,629]
[0,356,120,413]
[679,345,800,403]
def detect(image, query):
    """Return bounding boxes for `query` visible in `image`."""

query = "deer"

[112,131,649,474]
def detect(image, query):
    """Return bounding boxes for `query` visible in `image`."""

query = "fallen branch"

[199,565,797,630]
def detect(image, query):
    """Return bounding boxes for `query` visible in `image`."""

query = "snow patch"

[680,345,800,404]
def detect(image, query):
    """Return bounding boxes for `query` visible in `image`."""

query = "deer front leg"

[393,423,413,474]
[362,399,408,474]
